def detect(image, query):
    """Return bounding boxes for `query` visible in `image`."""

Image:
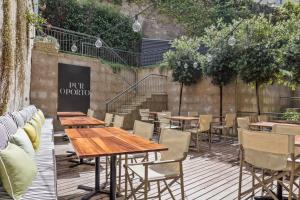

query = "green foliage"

[26,11,46,30]
[283,110,300,121]
[161,36,203,86]
[40,0,141,51]
[201,20,238,86]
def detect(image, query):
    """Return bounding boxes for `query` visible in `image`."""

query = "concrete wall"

[138,66,292,116]
[30,47,135,120]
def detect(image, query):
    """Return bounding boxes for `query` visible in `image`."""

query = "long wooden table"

[65,127,168,200]
[59,116,105,168]
[167,116,199,130]
[57,111,86,118]
[60,116,105,127]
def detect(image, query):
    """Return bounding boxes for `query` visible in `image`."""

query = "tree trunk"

[178,82,184,115]
[255,82,261,115]
[220,85,223,118]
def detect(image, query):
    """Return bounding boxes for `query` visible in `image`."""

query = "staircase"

[106,74,168,129]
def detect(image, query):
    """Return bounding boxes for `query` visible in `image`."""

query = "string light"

[71,43,78,52]
[95,38,102,48]
[132,16,142,32]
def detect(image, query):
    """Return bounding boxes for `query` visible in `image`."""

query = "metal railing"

[106,74,167,113]
[37,25,138,86]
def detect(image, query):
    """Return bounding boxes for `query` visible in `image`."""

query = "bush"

[40,0,141,51]
[283,110,300,121]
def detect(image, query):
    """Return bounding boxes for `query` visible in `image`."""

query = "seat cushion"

[9,112,25,128]
[10,129,35,158]
[19,110,30,123]
[23,123,40,150]
[0,124,9,150]
[0,115,18,138]
[0,143,37,200]
[128,163,179,181]
[37,110,45,124]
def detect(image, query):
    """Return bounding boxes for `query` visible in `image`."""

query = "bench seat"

[0,119,57,200]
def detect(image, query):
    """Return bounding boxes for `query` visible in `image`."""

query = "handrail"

[106,74,167,104]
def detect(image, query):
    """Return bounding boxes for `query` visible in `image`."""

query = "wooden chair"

[258,115,269,122]
[238,129,300,200]
[104,113,114,127]
[212,113,236,139]
[87,108,94,117]
[118,120,155,191]
[188,111,199,117]
[157,111,179,130]
[124,128,191,200]
[187,114,213,151]
[113,115,124,128]
[139,109,152,122]
[237,117,250,130]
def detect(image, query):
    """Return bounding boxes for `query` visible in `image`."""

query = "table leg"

[110,155,117,200]
[78,157,109,200]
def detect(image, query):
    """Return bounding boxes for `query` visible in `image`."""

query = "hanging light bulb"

[193,62,198,69]
[132,16,142,32]
[177,61,181,66]
[228,35,236,46]
[207,54,213,62]
[95,38,102,48]
[71,43,78,52]
[184,63,188,69]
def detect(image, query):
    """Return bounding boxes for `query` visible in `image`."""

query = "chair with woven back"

[118,120,155,192]
[237,117,250,130]
[124,128,191,200]
[113,115,124,128]
[187,114,213,151]
[104,113,114,127]
[258,114,269,122]
[212,113,236,139]
[139,109,153,122]
[238,129,300,200]
[87,108,94,117]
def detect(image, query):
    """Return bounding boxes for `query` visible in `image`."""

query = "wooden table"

[57,111,86,118]
[60,116,105,127]
[167,116,199,130]
[60,116,105,168]
[65,127,167,200]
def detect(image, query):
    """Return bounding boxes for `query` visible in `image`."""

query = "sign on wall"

[58,63,90,112]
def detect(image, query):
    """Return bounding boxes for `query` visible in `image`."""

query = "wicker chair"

[258,115,269,122]
[124,128,191,200]
[238,129,300,200]
[87,108,94,117]
[237,117,250,130]
[104,113,114,127]
[113,115,124,128]
[187,114,213,151]
[139,109,153,122]
[212,113,236,139]
[118,120,155,191]
[188,111,199,117]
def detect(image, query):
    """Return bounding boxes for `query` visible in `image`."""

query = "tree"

[201,20,239,117]
[161,36,203,115]
[234,16,282,115]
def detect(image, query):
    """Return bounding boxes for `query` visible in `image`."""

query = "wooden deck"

[54,132,268,200]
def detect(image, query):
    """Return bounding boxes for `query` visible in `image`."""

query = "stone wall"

[0,0,35,114]
[30,47,135,120]
[137,66,292,116]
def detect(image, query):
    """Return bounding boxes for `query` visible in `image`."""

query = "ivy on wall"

[0,0,13,115]
[15,0,28,108]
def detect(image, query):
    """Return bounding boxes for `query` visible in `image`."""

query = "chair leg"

[180,174,185,200]
[196,134,200,152]
[125,155,128,199]
[105,156,109,183]
[289,170,295,200]
[238,158,243,200]
[252,166,255,197]
[157,181,162,200]
[118,155,122,193]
